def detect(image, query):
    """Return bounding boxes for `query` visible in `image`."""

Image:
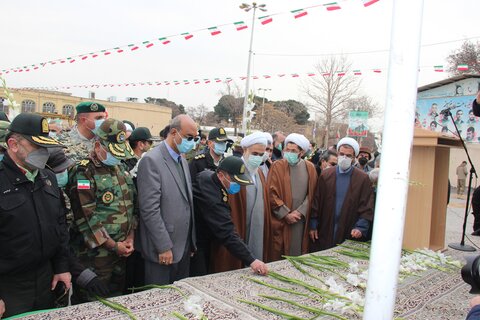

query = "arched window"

[0,97,8,114]
[42,102,56,114]
[21,99,36,113]
[62,104,74,117]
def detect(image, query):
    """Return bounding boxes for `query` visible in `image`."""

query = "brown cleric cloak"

[310,166,374,251]
[211,170,275,273]
[267,159,318,261]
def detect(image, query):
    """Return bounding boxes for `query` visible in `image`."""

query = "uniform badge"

[102,191,114,204]
[79,159,90,166]
[90,103,98,111]
[41,118,49,134]
[219,128,226,135]
[222,189,228,202]
[116,131,126,143]
[45,179,52,186]
[240,164,245,174]
[77,179,91,190]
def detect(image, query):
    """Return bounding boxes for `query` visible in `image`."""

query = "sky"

[2,0,479,130]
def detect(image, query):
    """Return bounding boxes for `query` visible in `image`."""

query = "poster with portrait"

[415,95,479,143]
[348,111,369,137]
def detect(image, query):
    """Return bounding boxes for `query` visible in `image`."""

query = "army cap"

[76,101,106,114]
[129,127,153,142]
[96,118,135,159]
[218,156,253,185]
[7,113,64,148]
[208,127,232,142]
[0,120,9,149]
[0,111,9,122]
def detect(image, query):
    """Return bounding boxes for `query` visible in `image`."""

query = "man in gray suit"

[137,115,198,285]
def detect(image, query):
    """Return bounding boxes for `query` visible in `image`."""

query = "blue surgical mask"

[247,155,263,170]
[213,142,227,156]
[102,151,121,166]
[91,119,105,134]
[227,181,241,194]
[284,152,300,166]
[56,170,68,188]
[0,153,4,162]
[176,134,195,154]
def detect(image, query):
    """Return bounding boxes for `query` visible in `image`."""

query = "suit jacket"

[136,141,196,264]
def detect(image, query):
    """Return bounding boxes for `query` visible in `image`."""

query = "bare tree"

[447,40,480,75]
[186,104,209,125]
[303,56,361,147]
[342,95,380,119]
[214,81,244,135]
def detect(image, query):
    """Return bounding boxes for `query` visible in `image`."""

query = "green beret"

[76,101,106,114]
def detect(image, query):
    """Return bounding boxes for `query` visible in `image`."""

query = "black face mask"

[272,143,283,158]
[358,157,368,166]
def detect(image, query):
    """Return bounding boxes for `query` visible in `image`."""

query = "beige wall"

[449,143,480,188]
[3,89,171,136]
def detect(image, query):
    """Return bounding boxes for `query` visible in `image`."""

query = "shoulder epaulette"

[194,154,205,160]
[78,159,90,167]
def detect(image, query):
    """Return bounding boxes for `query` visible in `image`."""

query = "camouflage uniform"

[67,119,136,302]
[56,126,93,163]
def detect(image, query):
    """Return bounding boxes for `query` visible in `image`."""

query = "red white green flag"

[115,47,124,53]
[291,9,308,19]
[322,72,331,77]
[259,15,273,25]
[143,41,154,48]
[307,72,316,77]
[457,64,469,71]
[291,73,300,78]
[278,74,286,77]
[434,65,444,72]
[373,69,382,73]
[353,70,362,75]
[182,32,194,40]
[194,79,200,84]
[159,37,171,45]
[81,56,88,60]
[234,21,248,31]
[362,0,380,7]
[209,27,221,36]
[263,75,271,79]
[204,79,211,84]
[324,2,341,11]
[129,44,139,51]
[337,71,346,77]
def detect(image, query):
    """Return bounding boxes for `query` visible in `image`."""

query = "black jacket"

[0,153,69,276]
[193,170,255,265]
[189,149,219,183]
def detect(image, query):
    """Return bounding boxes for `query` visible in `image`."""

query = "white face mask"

[338,155,352,171]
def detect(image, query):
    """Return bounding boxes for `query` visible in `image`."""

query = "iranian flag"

[337,71,346,77]
[184,80,190,85]
[291,74,300,78]
[81,56,88,60]
[322,73,331,77]
[353,70,362,75]
[115,47,124,53]
[307,73,316,77]
[457,64,469,71]
[278,74,286,77]
[77,180,90,190]
[204,79,211,84]
[324,2,341,11]
[143,41,154,48]
[182,32,193,40]
[234,21,248,31]
[103,50,111,55]
[263,75,271,79]
[209,27,221,36]
[363,0,380,7]
[373,69,382,73]
[129,44,139,51]
[215,78,222,83]
[291,9,308,19]
[434,65,444,72]
[194,79,200,84]
[259,15,273,25]
[159,37,171,45]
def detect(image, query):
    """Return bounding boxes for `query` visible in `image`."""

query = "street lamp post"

[240,2,266,136]
[258,88,271,130]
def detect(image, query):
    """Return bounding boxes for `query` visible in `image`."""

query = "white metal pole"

[241,5,257,135]
[363,0,424,319]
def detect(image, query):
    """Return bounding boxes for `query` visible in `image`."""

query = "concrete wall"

[2,89,172,135]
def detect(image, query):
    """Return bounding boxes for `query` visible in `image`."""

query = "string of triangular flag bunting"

[19,63,473,91]
[0,0,380,76]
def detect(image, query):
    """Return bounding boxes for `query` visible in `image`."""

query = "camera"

[462,255,480,294]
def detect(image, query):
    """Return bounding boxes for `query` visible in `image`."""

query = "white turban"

[240,132,268,148]
[284,133,309,151]
[124,123,133,133]
[337,137,359,156]
[262,132,273,145]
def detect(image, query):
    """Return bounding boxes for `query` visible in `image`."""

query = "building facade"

[1,89,172,136]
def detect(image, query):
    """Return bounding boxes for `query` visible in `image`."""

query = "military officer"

[67,118,137,303]
[124,127,154,175]
[0,113,70,318]
[57,101,107,162]
[191,156,268,276]
[189,127,231,183]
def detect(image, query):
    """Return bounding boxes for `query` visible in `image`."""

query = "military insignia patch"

[79,159,90,166]
[90,103,99,111]
[41,118,49,134]
[240,164,245,174]
[219,128,226,135]
[222,189,228,202]
[116,131,126,143]
[45,179,52,186]
[77,180,90,189]
[102,191,114,204]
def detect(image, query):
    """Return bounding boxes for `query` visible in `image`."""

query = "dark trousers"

[144,245,190,285]
[124,250,145,293]
[0,263,55,318]
[189,246,210,277]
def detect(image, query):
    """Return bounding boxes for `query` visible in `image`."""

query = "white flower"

[184,295,203,318]
[349,261,360,274]
[346,274,361,287]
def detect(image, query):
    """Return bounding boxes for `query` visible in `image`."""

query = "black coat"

[188,149,218,183]
[0,153,69,276]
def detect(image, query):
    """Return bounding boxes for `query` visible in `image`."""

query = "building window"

[62,104,74,117]
[21,99,36,113]
[0,97,8,114]
[42,102,56,114]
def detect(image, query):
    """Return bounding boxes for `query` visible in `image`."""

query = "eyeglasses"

[179,132,200,142]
